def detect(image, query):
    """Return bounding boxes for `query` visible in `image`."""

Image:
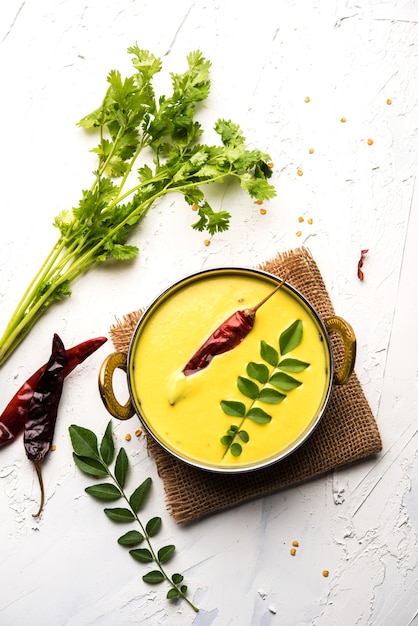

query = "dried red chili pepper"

[357,249,369,281]
[182,276,287,376]
[24,333,66,517]
[0,336,107,447]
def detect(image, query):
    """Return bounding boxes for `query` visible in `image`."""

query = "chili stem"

[250,272,289,313]
[32,459,45,518]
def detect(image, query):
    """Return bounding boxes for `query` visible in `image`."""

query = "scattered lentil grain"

[386,98,392,105]
[267,161,274,168]
[341,117,347,123]
[50,444,57,451]
[298,216,304,223]
[297,168,303,176]
[308,217,313,224]
[292,540,299,547]
[322,570,329,577]
[304,96,310,103]
[191,203,198,211]
[367,138,374,145]
[290,548,297,556]
[204,239,211,247]
[135,429,142,437]
[254,199,263,205]
[125,433,131,441]
[309,147,314,154]
[296,230,302,237]
[260,208,267,215]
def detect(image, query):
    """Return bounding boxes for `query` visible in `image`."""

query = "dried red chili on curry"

[182,276,287,376]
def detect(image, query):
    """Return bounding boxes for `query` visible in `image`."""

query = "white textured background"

[0,1,417,624]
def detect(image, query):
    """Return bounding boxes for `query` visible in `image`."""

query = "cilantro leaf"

[0,47,277,367]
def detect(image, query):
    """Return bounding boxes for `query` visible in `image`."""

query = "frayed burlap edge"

[109,247,382,524]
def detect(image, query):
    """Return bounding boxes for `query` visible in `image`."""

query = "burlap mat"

[110,247,382,523]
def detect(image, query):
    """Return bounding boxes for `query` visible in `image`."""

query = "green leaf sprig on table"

[0,46,276,367]
[69,421,199,613]
[220,320,310,458]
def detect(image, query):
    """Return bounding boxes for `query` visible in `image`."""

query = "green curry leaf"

[118,530,145,546]
[85,483,122,500]
[130,548,154,563]
[72,454,108,477]
[69,425,100,460]
[230,442,243,456]
[129,477,152,512]
[270,371,302,391]
[260,340,279,366]
[247,408,272,424]
[278,358,310,372]
[220,400,246,417]
[237,376,259,399]
[143,571,165,584]
[246,361,269,384]
[258,388,287,404]
[115,447,129,488]
[100,421,115,465]
[104,507,136,523]
[279,320,303,355]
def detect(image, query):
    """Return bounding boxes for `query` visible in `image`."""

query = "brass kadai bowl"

[99,268,356,473]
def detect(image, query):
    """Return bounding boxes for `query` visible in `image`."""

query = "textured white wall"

[0,1,417,624]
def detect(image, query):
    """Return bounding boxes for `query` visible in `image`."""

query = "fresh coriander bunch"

[0,46,276,366]
[69,422,199,613]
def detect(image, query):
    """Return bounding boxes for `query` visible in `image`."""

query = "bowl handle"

[324,316,357,385]
[98,352,135,420]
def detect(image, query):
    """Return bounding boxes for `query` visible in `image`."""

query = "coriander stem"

[0,165,232,366]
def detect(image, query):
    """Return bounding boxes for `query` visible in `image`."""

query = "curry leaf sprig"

[220,320,309,458]
[69,422,199,613]
[0,46,276,367]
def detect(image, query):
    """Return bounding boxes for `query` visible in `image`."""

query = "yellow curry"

[130,271,331,470]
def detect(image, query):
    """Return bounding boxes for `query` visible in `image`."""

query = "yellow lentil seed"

[386,98,392,105]
[204,239,211,247]
[135,429,142,437]
[304,96,310,103]
[307,217,313,224]
[50,444,57,451]
[267,161,274,168]
[296,230,302,237]
[254,199,263,205]
[309,147,314,154]
[191,204,198,211]
[292,540,299,547]
[125,433,131,441]
[298,216,304,223]
[367,138,374,145]
[322,570,329,577]
[260,208,267,215]
[341,117,347,123]
[290,548,297,556]
[297,168,303,177]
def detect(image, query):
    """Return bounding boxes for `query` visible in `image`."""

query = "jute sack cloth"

[110,247,382,524]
